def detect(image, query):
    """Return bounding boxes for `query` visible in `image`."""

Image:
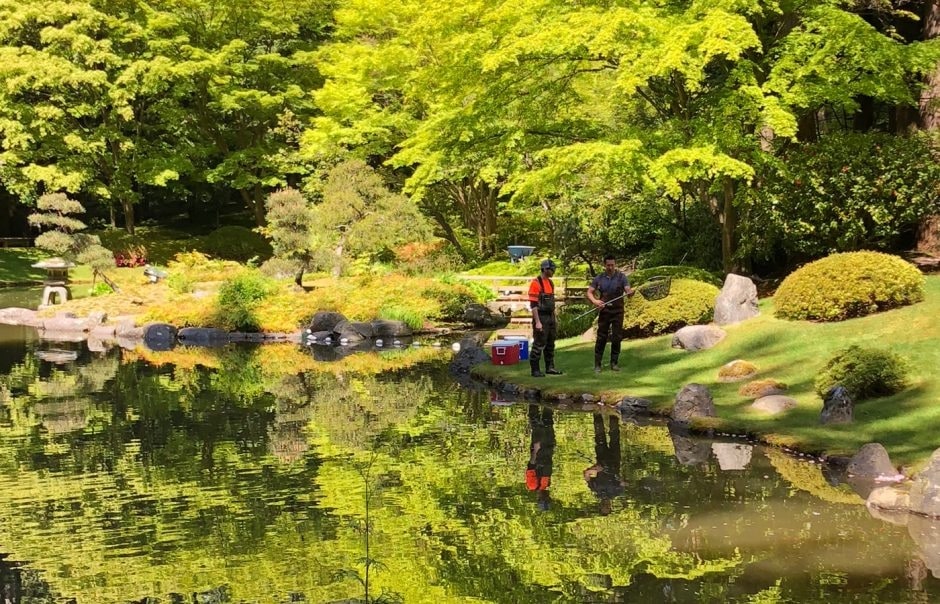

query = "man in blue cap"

[527,259,562,377]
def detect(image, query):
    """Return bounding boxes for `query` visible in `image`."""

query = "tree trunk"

[797,110,818,142]
[240,187,268,227]
[720,179,738,274]
[122,199,135,235]
[920,0,940,130]
[332,231,347,278]
[916,0,940,253]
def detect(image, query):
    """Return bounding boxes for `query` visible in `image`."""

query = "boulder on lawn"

[671,325,726,351]
[713,273,759,326]
[671,384,717,423]
[820,385,854,424]
[750,395,797,415]
[717,359,758,382]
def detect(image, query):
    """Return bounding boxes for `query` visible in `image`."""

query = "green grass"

[476,275,940,467]
[0,248,93,285]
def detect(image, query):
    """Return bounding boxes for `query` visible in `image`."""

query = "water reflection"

[525,404,554,511]
[0,325,939,602]
[585,413,624,516]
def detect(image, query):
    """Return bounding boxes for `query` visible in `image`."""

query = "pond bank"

[471,275,940,470]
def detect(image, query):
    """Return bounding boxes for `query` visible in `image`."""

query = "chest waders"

[594,275,626,372]
[531,277,560,377]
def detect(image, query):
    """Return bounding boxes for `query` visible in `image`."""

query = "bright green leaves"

[766,6,937,111]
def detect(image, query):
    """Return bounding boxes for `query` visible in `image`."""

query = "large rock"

[714,273,759,326]
[177,327,229,348]
[370,319,413,338]
[333,320,373,342]
[750,395,797,415]
[461,303,510,328]
[671,325,726,351]
[909,448,940,518]
[866,485,912,525]
[847,443,898,479]
[820,385,854,424]
[671,384,716,423]
[307,311,347,334]
[616,397,652,415]
[143,323,178,352]
[712,443,753,470]
[0,307,41,327]
[450,335,491,379]
[40,316,91,333]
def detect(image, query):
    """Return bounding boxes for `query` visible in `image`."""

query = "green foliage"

[774,251,925,322]
[630,266,723,288]
[87,282,112,297]
[622,279,719,338]
[739,133,940,262]
[96,228,197,265]
[377,304,425,330]
[438,275,496,303]
[557,304,596,339]
[27,193,115,274]
[311,160,433,275]
[215,271,276,331]
[424,284,478,322]
[463,257,543,277]
[203,226,273,263]
[166,272,195,294]
[814,345,909,400]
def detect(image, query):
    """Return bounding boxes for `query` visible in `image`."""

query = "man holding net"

[586,255,634,373]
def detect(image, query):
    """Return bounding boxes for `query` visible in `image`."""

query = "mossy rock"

[814,345,909,401]
[630,265,723,288]
[774,251,925,322]
[717,359,758,382]
[739,379,788,399]
[622,278,719,338]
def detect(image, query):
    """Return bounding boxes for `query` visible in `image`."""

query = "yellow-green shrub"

[774,251,925,321]
[814,345,909,400]
[622,278,719,338]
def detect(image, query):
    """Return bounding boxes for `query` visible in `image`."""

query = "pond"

[0,324,938,603]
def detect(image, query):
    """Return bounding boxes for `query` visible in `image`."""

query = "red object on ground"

[490,340,520,365]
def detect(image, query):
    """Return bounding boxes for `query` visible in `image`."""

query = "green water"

[0,325,937,603]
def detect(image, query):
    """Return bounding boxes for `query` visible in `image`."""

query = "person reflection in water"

[526,404,555,511]
[584,413,625,515]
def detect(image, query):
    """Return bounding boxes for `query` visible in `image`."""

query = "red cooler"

[490,340,521,365]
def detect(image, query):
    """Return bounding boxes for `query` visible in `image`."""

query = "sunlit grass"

[477,275,940,466]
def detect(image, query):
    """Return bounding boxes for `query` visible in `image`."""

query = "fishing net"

[637,275,672,301]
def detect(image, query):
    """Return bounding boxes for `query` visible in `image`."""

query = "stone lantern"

[32,257,75,308]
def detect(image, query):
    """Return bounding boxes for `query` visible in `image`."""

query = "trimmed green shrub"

[622,278,719,338]
[215,271,276,331]
[556,303,596,339]
[203,226,273,263]
[814,345,909,400]
[438,274,497,303]
[774,251,925,322]
[629,265,723,288]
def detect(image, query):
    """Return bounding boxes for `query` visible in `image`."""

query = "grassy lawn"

[0,248,94,285]
[475,275,940,467]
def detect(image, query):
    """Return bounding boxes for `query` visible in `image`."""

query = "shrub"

[774,251,925,321]
[426,283,478,322]
[814,345,909,400]
[629,265,723,288]
[215,271,276,331]
[88,282,112,297]
[166,272,195,294]
[202,226,273,263]
[114,244,148,267]
[438,275,497,303]
[556,303,596,339]
[378,304,426,330]
[622,279,719,338]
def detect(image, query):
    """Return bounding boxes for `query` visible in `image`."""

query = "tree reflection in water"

[0,335,936,602]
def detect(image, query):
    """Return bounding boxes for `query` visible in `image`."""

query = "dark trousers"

[531,312,556,370]
[595,308,624,363]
